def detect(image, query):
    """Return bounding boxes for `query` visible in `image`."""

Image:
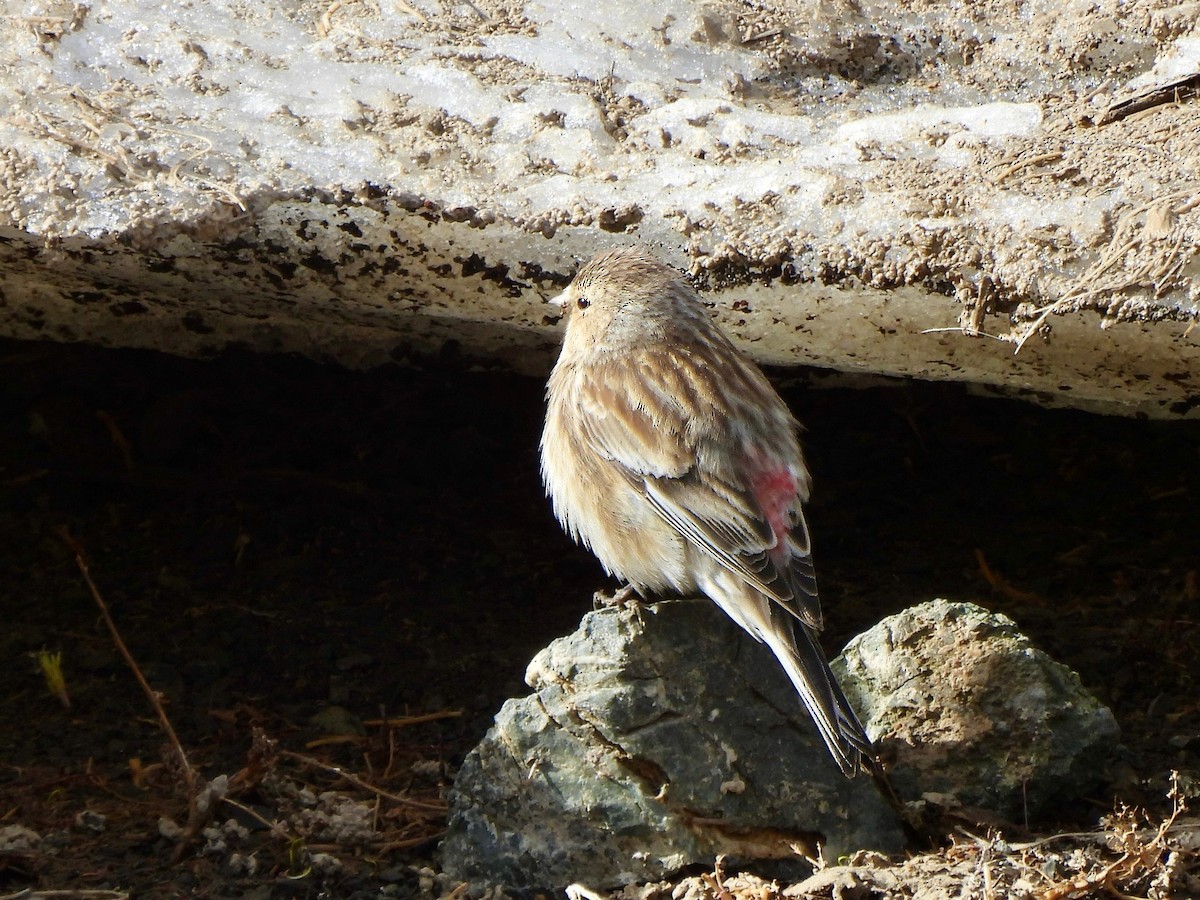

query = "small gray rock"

[836,599,1119,819]
[0,824,41,852]
[442,599,904,893]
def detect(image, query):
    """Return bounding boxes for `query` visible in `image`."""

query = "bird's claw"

[593,583,641,609]
[593,584,646,629]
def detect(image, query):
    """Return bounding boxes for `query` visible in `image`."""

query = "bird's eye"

[576,297,590,310]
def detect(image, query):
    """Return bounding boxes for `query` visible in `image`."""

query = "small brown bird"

[540,247,872,776]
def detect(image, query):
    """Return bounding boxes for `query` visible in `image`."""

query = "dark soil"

[1,337,1198,898]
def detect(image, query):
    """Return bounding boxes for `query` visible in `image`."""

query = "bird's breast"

[540,379,695,595]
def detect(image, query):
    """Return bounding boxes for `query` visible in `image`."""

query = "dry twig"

[975,549,1043,604]
[1094,73,1200,126]
[278,749,448,811]
[55,526,217,861]
[56,527,196,796]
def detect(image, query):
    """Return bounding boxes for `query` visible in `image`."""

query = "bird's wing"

[640,470,822,629]
[576,358,822,629]
[574,366,694,479]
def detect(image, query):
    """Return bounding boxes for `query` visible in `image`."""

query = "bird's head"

[550,247,700,354]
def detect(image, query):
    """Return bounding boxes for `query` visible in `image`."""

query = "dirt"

[1,337,1199,898]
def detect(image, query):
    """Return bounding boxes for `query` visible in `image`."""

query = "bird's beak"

[548,289,569,308]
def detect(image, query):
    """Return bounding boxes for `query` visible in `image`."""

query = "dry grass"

[567,776,1200,900]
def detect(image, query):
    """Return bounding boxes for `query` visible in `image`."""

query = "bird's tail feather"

[701,571,873,776]
[760,616,873,777]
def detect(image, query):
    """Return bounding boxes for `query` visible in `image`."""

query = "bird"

[539,246,873,777]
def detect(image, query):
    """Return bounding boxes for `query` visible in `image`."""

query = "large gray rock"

[2,1,1199,417]
[443,597,1121,892]
[837,599,1119,819]
[441,600,904,893]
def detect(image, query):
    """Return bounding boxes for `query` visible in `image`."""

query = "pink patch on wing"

[750,463,797,554]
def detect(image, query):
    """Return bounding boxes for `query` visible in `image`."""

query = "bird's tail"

[701,569,874,776]
[760,613,874,777]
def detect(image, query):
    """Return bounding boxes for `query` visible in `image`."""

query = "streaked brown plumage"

[540,247,873,776]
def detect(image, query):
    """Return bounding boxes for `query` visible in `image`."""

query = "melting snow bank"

[1,0,1198,416]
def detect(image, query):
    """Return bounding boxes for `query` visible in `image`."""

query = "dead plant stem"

[279,749,447,810]
[56,526,197,797]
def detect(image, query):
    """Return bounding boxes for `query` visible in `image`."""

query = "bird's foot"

[593,583,642,610]
[593,584,647,629]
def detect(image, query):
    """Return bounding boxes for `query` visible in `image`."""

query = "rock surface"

[441,600,904,893]
[444,597,1120,891]
[837,599,1120,820]
[2,1,1200,416]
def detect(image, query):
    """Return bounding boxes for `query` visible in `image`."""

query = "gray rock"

[837,599,1119,819]
[0,824,41,852]
[442,600,904,893]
